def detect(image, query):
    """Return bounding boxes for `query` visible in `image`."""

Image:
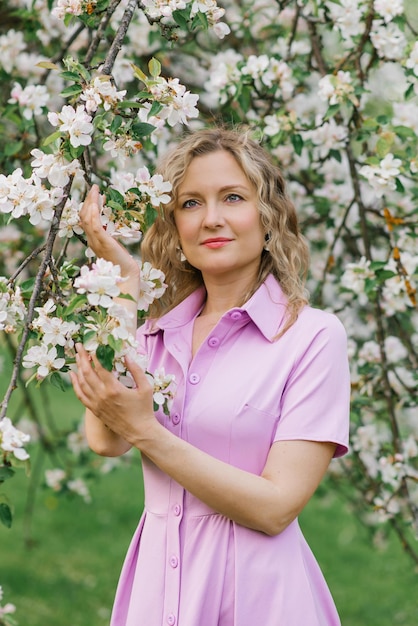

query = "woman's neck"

[200,273,256,317]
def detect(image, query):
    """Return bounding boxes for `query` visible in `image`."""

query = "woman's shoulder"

[293,304,348,344]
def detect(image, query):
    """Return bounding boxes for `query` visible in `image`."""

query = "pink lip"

[201,238,232,248]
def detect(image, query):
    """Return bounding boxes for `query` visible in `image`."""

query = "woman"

[71,128,350,626]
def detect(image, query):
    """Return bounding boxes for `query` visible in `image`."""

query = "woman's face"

[173,150,265,284]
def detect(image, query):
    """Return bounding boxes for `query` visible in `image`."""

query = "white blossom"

[0,29,26,73]
[9,82,49,119]
[80,75,126,113]
[138,261,167,311]
[370,20,406,60]
[22,344,66,378]
[0,416,30,461]
[67,477,91,502]
[374,0,404,24]
[318,71,357,106]
[0,279,26,333]
[327,0,366,41]
[135,167,172,207]
[31,149,82,188]
[45,467,67,490]
[52,0,84,19]
[406,41,418,76]
[341,256,375,296]
[359,153,402,197]
[74,258,125,308]
[48,104,94,148]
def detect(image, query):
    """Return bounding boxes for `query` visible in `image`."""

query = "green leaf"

[4,141,23,157]
[148,100,164,118]
[37,61,60,70]
[395,177,405,193]
[324,104,340,121]
[19,277,36,293]
[291,133,304,156]
[0,502,12,528]
[43,130,62,146]
[118,293,136,301]
[172,9,190,30]
[107,334,123,353]
[404,83,415,101]
[376,137,391,158]
[65,294,88,316]
[148,58,161,78]
[49,371,67,392]
[131,63,148,83]
[192,11,208,30]
[131,122,156,138]
[82,330,96,345]
[0,466,15,483]
[60,84,83,98]
[96,344,115,371]
[116,100,146,109]
[60,70,83,82]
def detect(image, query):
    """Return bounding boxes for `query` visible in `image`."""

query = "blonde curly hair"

[141,127,309,335]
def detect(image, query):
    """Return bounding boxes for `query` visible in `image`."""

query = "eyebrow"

[177,184,250,199]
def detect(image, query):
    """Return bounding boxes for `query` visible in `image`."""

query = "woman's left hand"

[70,343,156,447]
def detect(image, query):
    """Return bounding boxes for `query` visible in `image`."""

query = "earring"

[264,232,271,251]
[177,246,186,262]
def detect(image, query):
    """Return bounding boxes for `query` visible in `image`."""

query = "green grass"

[2,463,417,626]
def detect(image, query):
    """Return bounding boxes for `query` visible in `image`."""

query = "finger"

[70,370,94,408]
[124,356,150,390]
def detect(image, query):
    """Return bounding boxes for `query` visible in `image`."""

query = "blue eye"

[182,199,199,209]
[226,193,242,202]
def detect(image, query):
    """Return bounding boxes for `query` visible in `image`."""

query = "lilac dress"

[110,275,350,626]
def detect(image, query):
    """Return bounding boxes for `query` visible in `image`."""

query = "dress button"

[208,336,219,347]
[230,311,242,320]
[173,504,182,516]
[172,412,181,425]
[169,555,178,568]
[189,372,200,384]
[167,614,176,625]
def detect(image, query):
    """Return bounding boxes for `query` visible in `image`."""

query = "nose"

[202,200,225,229]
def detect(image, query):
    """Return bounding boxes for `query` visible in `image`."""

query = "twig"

[8,243,47,284]
[101,0,138,76]
[85,0,123,66]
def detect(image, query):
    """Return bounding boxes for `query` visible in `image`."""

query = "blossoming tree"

[0,0,417,620]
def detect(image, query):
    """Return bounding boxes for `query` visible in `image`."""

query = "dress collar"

[146,275,290,342]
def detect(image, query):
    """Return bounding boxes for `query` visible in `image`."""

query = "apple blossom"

[374,0,404,24]
[48,104,94,148]
[22,344,66,379]
[138,261,167,312]
[9,82,50,120]
[135,167,172,207]
[318,71,358,106]
[74,258,125,308]
[0,416,30,461]
[370,20,407,60]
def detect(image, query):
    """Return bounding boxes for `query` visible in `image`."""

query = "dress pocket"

[229,403,279,473]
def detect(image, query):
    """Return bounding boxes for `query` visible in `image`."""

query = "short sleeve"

[274,313,350,457]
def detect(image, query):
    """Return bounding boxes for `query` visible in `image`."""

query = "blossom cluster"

[141,0,230,38]
[0,279,26,333]
[19,258,174,413]
[0,168,64,226]
[0,417,30,462]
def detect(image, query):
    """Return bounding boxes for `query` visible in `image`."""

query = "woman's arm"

[71,344,335,535]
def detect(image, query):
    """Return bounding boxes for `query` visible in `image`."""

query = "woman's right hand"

[80,184,141,287]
